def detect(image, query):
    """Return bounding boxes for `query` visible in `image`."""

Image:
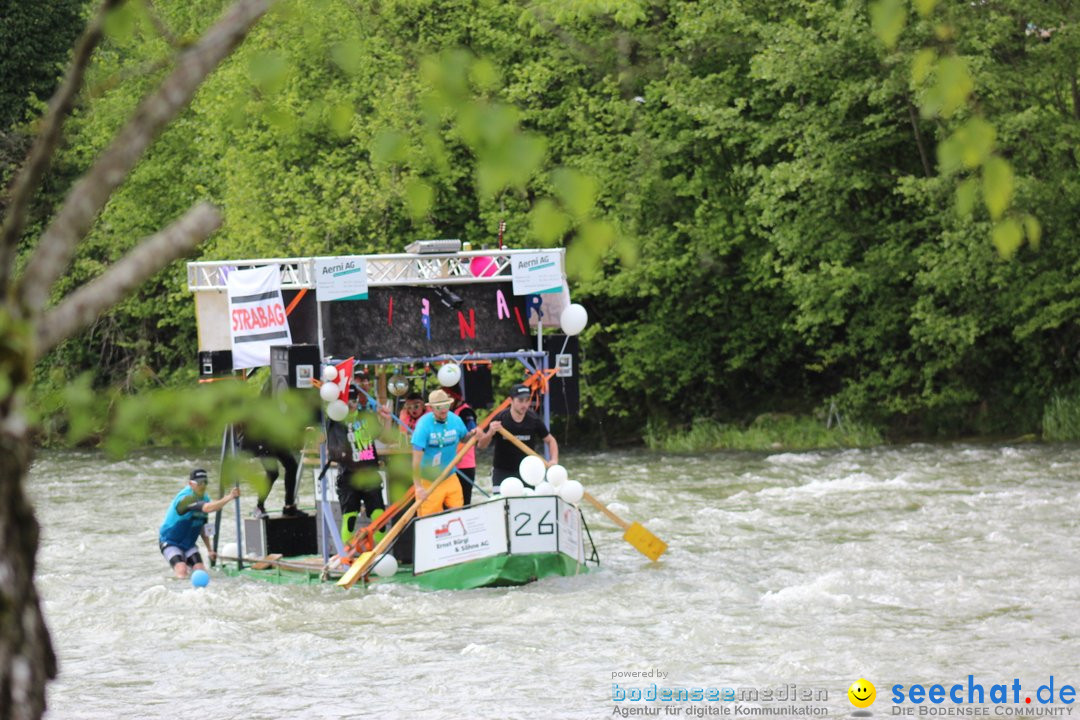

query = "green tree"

[1,2,275,716]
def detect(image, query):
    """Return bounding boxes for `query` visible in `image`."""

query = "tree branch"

[16,0,272,320]
[35,202,221,358]
[0,0,122,299]
[908,102,933,178]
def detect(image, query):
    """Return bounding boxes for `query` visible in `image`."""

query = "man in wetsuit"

[158,468,240,578]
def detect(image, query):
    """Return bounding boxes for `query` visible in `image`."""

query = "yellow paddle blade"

[624,522,667,562]
[336,551,372,587]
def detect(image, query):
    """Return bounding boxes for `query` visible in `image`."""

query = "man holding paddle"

[478,383,559,491]
[411,389,477,516]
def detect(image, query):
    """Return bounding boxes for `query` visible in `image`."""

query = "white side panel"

[413,500,507,574]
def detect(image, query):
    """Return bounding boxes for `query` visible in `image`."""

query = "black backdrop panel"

[282,289,317,345]
[322,284,532,359]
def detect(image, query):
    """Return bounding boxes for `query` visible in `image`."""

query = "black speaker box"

[270,344,320,393]
[545,334,580,416]
[462,364,494,408]
[244,514,317,557]
[198,350,233,377]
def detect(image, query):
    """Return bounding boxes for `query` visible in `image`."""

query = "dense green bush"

[644,413,883,453]
[19,0,1080,446]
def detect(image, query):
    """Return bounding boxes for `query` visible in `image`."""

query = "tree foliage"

[26,0,1080,442]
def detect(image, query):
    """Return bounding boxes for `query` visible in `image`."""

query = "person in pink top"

[445,387,478,505]
[398,392,424,435]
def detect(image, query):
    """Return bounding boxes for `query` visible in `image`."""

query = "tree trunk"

[0,417,55,720]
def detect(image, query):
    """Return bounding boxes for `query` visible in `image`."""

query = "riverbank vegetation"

[644,415,884,453]
[11,0,1080,448]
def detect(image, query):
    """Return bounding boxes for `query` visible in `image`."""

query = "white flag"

[227,265,292,370]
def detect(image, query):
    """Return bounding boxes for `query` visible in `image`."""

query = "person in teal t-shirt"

[411,389,474,516]
[158,468,239,578]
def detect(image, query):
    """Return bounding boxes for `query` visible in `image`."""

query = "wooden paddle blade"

[252,553,283,570]
[336,551,372,587]
[624,522,667,562]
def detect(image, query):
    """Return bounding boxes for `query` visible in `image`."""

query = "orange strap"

[284,288,307,316]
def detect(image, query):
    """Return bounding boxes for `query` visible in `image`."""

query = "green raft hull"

[220,551,587,589]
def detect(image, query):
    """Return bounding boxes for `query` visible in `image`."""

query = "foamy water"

[30,443,1080,719]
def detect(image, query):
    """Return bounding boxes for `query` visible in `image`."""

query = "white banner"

[314,256,368,302]
[511,251,564,296]
[413,500,507,573]
[556,497,585,563]
[507,497,559,555]
[226,265,291,370]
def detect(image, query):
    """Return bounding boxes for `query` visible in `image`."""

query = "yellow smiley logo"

[848,678,876,708]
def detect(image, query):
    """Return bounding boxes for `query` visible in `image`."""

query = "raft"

[220,495,597,589]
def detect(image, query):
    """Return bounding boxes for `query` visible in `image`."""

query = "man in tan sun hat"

[410,388,476,516]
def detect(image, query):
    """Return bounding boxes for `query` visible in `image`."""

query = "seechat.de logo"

[849,679,877,708]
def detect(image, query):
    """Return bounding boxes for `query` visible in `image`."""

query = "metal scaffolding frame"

[187,248,561,291]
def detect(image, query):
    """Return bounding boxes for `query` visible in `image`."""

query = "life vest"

[159,487,209,549]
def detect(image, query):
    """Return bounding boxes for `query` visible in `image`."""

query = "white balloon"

[558,479,584,504]
[518,455,547,487]
[319,381,341,403]
[545,464,568,487]
[559,303,588,336]
[373,554,398,578]
[437,363,462,387]
[533,481,556,496]
[326,399,349,422]
[321,366,338,382]
[220,542,238,558]
[499,477,524,497]
[523,487,536,496]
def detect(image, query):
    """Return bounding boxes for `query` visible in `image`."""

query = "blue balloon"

[191,569,210,588]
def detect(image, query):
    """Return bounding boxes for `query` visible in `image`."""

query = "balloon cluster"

[320,365,349,421]
[496,458,583,505]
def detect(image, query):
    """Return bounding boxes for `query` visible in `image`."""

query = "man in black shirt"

[477,383,559,491]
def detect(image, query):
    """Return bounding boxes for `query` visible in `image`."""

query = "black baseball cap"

[353,367,370,379]
[190,468,209,482]
[510,383,530,398]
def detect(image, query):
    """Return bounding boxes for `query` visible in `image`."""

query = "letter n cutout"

[457,310,476,340]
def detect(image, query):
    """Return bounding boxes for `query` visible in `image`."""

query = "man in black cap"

[158,469,240,578]
[477,383,558,492]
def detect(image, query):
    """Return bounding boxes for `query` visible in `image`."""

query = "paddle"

[338,433,481,588]
[494,426,668,562]
[337,487,415,560]
[217,553,339,574]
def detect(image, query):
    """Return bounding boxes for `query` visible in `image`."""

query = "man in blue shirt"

[411,389,475,517]
[158,468,240,578]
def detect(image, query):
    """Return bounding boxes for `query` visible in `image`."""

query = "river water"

[29,443,1080,719]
